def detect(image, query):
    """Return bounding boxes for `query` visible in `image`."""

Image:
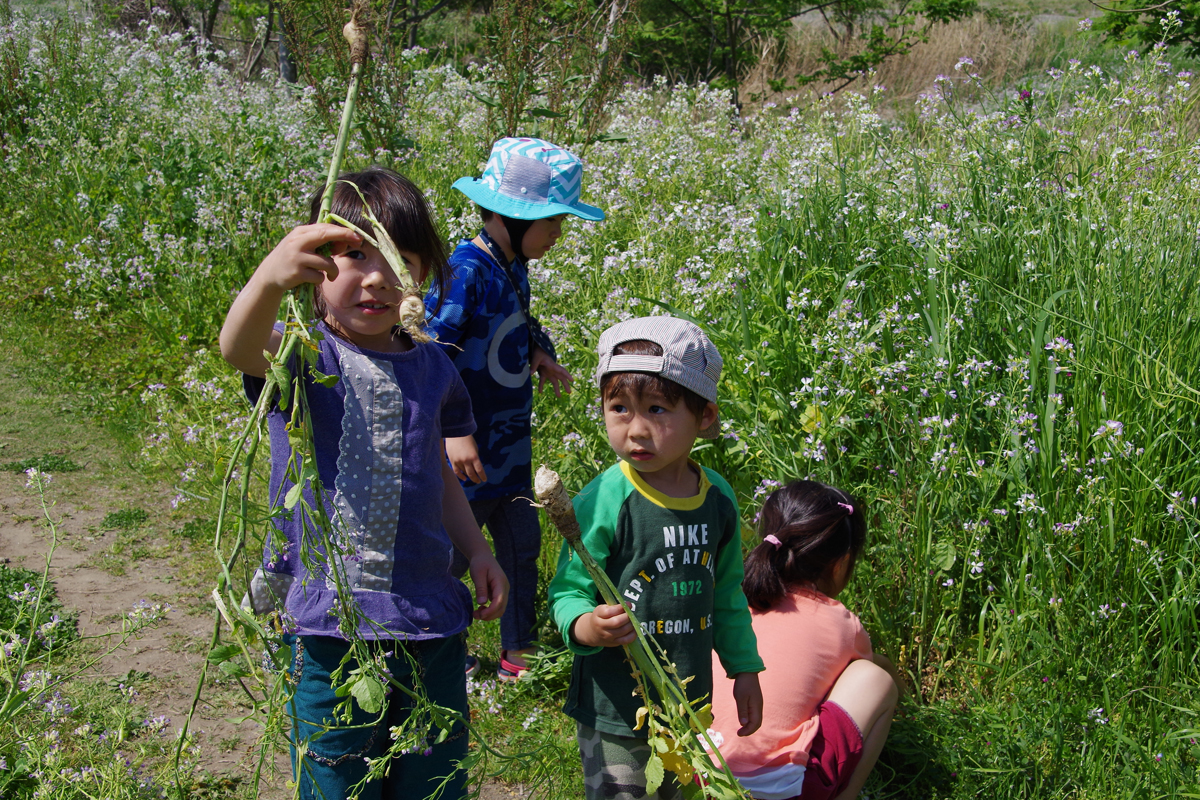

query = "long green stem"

[318,60,364,226]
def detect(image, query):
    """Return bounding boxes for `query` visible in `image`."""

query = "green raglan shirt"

[548,461,764,738]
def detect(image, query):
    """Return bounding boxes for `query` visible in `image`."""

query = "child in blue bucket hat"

[426,137,605,681]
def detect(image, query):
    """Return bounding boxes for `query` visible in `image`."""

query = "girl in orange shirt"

[707,480,900,800]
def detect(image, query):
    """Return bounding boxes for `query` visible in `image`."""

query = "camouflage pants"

[576,722,683,800]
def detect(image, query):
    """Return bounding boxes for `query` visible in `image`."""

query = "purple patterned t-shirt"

[243,322,477,641]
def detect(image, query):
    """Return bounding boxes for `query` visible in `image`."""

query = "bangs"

[307,167,449,307]
[603,371,684,405]
[601,371,709,418]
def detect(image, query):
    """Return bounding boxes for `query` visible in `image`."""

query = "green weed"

[100,508,150,531]
[0,9,1197,799]
[0,455,82,473]
[0,563,73,643]
[174,518,212,543]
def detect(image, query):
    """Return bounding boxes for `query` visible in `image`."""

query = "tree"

[475,0,638,150]
[630,0,977,108]
[1097,1,1200,57]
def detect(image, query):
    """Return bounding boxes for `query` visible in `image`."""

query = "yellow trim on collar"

[619,460,711,510]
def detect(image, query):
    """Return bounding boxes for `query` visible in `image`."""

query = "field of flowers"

[1,8,1198,798]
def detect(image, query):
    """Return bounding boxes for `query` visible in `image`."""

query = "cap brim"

[453,177,605,221]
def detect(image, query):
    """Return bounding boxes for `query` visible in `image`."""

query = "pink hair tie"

[764,534,783,550]
[838,502,854,515]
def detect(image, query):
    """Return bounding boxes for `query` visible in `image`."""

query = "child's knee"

[829,659,896,719]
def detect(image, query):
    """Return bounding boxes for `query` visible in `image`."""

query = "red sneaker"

[497,651,529,683]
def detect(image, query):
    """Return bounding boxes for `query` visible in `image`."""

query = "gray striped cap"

[596,316,723,438]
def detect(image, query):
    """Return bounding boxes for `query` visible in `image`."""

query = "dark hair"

[599,340,710,419]
[306,166,449,320]
[742,480,866,611]
[478,205,537,260]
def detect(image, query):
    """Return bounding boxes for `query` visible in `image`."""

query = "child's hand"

[220,224,363,377]
[445,436,487,484]
[256,223,362,292]
[570,604,636,648]
[732,672,763,737]
[531,347,573,398]
[467,551,509,621]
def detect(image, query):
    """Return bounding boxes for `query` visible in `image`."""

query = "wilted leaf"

[694,702,714,730]
[634,706,648,731]
[662,751,694,785]
[801,403,823,433]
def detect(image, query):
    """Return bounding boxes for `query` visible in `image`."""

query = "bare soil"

[0,366,285,795]
[0,366,538,799]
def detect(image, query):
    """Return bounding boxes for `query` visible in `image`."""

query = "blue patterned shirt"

[425,237,555,501]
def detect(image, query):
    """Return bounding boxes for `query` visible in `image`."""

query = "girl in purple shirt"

[220,167,508,800]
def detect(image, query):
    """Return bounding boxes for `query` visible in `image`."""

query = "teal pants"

[285,633,469,800]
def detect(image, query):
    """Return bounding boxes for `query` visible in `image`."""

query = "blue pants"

[285,634,469,800]
[454,492,542,652]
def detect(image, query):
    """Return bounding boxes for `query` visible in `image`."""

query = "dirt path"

[0,365,536,798]
[0,365,283,793]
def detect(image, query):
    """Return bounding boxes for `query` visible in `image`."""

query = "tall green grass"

[0,11,1197,798]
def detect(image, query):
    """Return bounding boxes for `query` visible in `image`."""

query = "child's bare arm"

[219,224,360,377]
[441,460,508,621]
[570,605,636,648]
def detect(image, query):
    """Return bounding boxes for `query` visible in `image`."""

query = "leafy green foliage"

[0,565,48,631]
[0,564,78,664]
[630,0,979,105]
[0,455,82,473]
[1099,2,1200,57]
[101,507,150,531]
[175,517,213,542]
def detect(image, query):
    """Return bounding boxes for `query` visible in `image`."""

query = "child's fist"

[571,604,636,648]
[256,224,362,292]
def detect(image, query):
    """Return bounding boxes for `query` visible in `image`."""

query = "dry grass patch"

[743,12,1084,108]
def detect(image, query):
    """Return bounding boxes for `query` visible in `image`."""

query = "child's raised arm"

[219,224,361,377]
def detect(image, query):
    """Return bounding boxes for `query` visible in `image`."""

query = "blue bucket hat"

[453,137,605,222]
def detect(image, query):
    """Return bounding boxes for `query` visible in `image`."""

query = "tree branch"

[390,0,455,28]
[1087,0,1177,12]
[781,0,851,23]
[660,0,718,34]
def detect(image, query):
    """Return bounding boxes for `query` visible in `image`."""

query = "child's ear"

[701,401,719,431]
[834,551,856,593]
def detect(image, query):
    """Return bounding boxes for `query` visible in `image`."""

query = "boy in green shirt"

[548,316,764,800]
